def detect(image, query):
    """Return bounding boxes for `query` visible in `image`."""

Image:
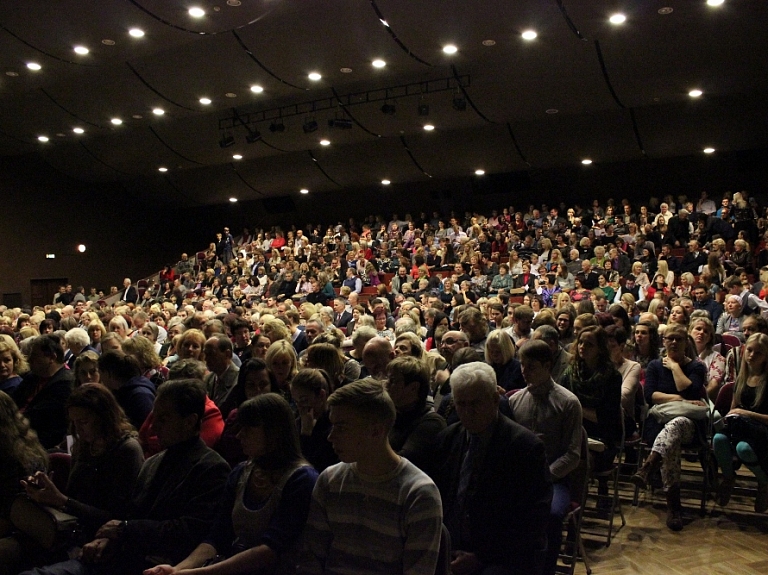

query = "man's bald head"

[440,330,469,364]
[362,336,395,379]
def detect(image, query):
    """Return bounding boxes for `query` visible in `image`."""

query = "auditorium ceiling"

[0,0,766,206]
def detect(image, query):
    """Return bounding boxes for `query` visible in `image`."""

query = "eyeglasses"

[442,338,460,345]
[663,336,685,343]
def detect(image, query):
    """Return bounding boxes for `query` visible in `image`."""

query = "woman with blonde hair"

[713,333,768,512]
[265,339,298,400]
[0,336,28,395]
[688,316,725,401]
[260,318,291,343]
[485,329,524,391]
[631,261,650,289]
[554,291,572,310]
[675,272,696,298]
[656,259,675,287]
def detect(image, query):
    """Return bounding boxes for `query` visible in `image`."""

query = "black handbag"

[723,415,768,466]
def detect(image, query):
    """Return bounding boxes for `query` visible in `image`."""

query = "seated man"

[385,356,446,470]
[298,379,443,575]
[508,341,583,575]
[430,362,552,575]
[21,379,230,575]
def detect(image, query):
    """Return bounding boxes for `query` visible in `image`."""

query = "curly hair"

[0,391,47,474]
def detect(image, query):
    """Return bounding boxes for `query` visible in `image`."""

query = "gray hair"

[450,361,497,399]
[64,327,90,348]
[533,324,560,344]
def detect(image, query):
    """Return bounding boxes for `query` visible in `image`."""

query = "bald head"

[440,330,469,364]
[362,336,395,379]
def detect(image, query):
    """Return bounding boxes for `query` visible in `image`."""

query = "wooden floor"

[573,469,768,574]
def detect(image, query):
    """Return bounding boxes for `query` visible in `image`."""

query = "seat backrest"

[715,381,735,416]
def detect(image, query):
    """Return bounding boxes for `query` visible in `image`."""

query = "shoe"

[717,476,735,507]
[755,484,768,514]
[666,484,683,531]
[630,453,660,490]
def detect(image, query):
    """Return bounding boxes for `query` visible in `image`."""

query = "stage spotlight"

[381,103,396,115]
[418,103,430,116]
[303,119,319,133]
[219,135,235,148]
[269,121,285,133]
[452,96,467,111]
[246,129,262,143]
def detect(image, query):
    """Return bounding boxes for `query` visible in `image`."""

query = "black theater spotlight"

[302,117,318,133]
[245,129,262,143]
[381,102,396,115]
[328,117,353,129]
[269,120,285,133]
[452,95,467,111]
[219,133,235,148]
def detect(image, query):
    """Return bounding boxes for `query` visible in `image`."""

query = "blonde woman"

[675,272,695,298]
[631,261,650,289]
[689,317,725,400]
[656,259,675,287]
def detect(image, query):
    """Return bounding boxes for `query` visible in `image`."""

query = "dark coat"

[13,366,75,449]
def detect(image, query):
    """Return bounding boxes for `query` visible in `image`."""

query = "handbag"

[10,495,79,551]
[723,414,768,465]
[648,400,709,424]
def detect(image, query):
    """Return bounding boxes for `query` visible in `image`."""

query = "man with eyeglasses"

[440,331,469,368]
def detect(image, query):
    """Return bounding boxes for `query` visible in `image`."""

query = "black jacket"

[13,366,74,449]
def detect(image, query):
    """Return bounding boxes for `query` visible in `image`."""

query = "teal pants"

[712,432,768,484]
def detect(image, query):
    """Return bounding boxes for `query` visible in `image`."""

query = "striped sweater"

[298,458,443,575]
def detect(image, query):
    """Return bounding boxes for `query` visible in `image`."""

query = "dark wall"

[0,156,184,307]
[2,148,766,307]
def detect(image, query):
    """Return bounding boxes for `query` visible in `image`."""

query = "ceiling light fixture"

[381,103,396,115]
[132,114,143,119]
[73,127,85,134]
[546,108,559,114]
[245,129,262,143]
[303,118,318,133]
[340,67,353,73]
[300,188,309,194]
[308,72,322,81]
[74,46,89,55]
[706,0,724,6]
[158,167,168,172]
[5,71,19,76]
[225,93,237,98]
[189,7,206,18]
[129,28,145,38]
[703,147,716,154]
[688,89,703,98]
[232,154,243,159]
[423,124,435,131]
[77,244,87,253]
[482,39,496,46]
[581,159,593,165]
[475,169,485,176]
[37,136,49,142]
[372,59,386,68]
[521,30,537,40]
[102,39,115,45]
[381,179,391,185]
[328,117,353,129]
[658,7,674,14]
[609,13,627,25]
[152,108,165,115]
[269,120,285,133]
[199,97,212,105]
[443,44,458,54]
[111,118,123,125]
[26,62,42,71]
[229,197,238,203]
[219,134,235,148]
[320,139,330,146]
[250,85,264,93]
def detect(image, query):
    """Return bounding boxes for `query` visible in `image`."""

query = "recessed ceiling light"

[158,167,168,172]
[340,67,353,73]
[37,136,49,142]
[308,72,322,81]
[5,71,18,77]
[189,7,206,18]
[609,13,627,25]
[250,85,264,93]
[688,89,703,98]
[707,0,724,6]
[199,97,212,105]
[320,139,330,146]
[581,159,593,165]
[380,19,389,27]
[73,127,85,134]
[110,118,123,125]
[129,28,145,38]
[442,44,458,54]
[56,133,66,137]
[423,124,435,131]
[77,244,86,253]
[372,59,386,68]
[102,39,115,45]
[152,108,165,115]
[381,179,391,185]
[658,7,673,14]
[521,30,537,40]
[132,114,143,119]
[232,154,243,160]
[475,169,485,175]
[227,0,242,5]
[73,46,89,55]
[229,197,238,203]
[482,39,496,46]
[26,62,42,71]
[546,109,559,114]
[703,147,715,154]
[300,188,309,194]
[225,93,237,98]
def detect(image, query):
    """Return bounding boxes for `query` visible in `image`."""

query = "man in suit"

[429,362,552,575]
[332,297,353,329]
[680,240,707,274]
[13,335,75,448]
[122,277,138,304]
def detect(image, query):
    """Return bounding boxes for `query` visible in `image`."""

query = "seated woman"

[290,368,338,473]
[713,333,768,513]
[122,336,168,389]
[666,304,689,329]
[145,393,318,575]
[385,356,446,471]
[605,325,642,436]
[630,324,707,531]
[626,320,661,371]
[485,329,524,392]
[73,351,101,387]
[717,295,747,341]
[0,335,28,395]
[560,326,623,498]
[689,317,725,401]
